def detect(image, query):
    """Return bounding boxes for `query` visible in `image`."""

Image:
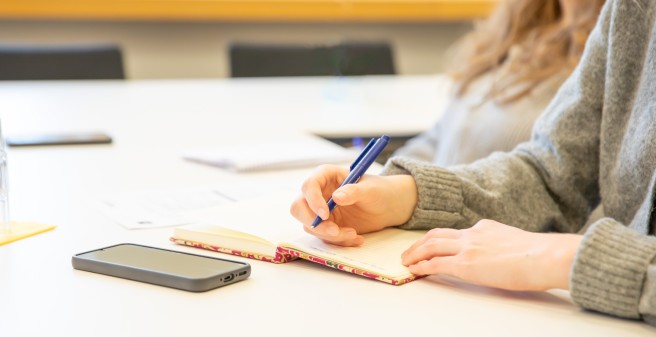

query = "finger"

[290,196,341,236]
[301,177,330,221]
[301,165,347,220]
[401,238,461,266]
[288,195,339,238]
[290,195,316,224]
[303,222,361,245]
[402,228,462,259]
[407,256,459,276]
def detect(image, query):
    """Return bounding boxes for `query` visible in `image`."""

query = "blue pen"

[311,135,390,228]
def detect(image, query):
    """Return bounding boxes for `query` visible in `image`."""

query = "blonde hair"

[451,0,605,104]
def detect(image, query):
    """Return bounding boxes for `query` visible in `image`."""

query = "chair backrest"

[336,42,396,76]
[229,41,395,77]
[0,44,125,80]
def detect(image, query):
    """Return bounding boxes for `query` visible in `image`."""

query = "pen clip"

[350,138,376,171]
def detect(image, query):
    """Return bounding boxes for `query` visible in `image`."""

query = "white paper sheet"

[183,136,358,172]
[93,187,238,229]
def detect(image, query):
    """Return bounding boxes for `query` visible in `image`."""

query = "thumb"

[332,184,363,206]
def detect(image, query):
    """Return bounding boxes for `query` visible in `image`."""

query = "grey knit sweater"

[383,0,656,326]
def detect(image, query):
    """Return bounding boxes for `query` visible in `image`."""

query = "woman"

[291,0,656,326]
[394,0,604,166]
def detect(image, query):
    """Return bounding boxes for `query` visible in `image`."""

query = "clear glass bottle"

[0,120,10,233]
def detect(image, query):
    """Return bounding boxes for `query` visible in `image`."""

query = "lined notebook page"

[283,228,426,279]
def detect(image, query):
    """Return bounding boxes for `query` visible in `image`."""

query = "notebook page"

[182,190,303,245]
[283,228,426,279]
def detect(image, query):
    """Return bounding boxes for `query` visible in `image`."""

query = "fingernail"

[318,208,329,220]
[333,190,346,200]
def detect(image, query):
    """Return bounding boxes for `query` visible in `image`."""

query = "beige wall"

[0,20,472,79]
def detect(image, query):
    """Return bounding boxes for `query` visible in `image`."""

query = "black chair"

[0,43,125,80]
[229,41,395,77]
[230,41,401,160]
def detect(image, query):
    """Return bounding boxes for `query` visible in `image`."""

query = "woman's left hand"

[401,219,582,291]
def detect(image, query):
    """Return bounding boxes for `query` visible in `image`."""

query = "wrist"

[386,175,417,226]
[537,233,582,290]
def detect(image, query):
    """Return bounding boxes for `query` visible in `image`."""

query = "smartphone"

[6,132,112,147]
[72,243,250,292]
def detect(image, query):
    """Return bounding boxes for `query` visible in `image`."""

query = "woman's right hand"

[290,164,418,246]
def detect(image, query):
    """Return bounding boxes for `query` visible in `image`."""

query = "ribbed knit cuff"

[571,219,656,318]
[382,156,465,230]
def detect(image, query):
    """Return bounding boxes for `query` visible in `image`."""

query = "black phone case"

[72,243,250,292]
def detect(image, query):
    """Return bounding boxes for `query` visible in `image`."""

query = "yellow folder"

[0,222,56,246]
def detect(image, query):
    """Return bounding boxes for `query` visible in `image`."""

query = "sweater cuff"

[381,156,465,229]
[570,219,656,318]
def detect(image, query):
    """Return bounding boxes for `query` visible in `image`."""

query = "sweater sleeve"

[571,219,656,321]
[382,150,586,234]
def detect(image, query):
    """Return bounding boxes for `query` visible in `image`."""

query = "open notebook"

[171,191,426,285]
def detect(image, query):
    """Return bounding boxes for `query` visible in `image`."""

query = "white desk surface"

[0,76,653,337]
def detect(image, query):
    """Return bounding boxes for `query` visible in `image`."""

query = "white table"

[0,76,653,337]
